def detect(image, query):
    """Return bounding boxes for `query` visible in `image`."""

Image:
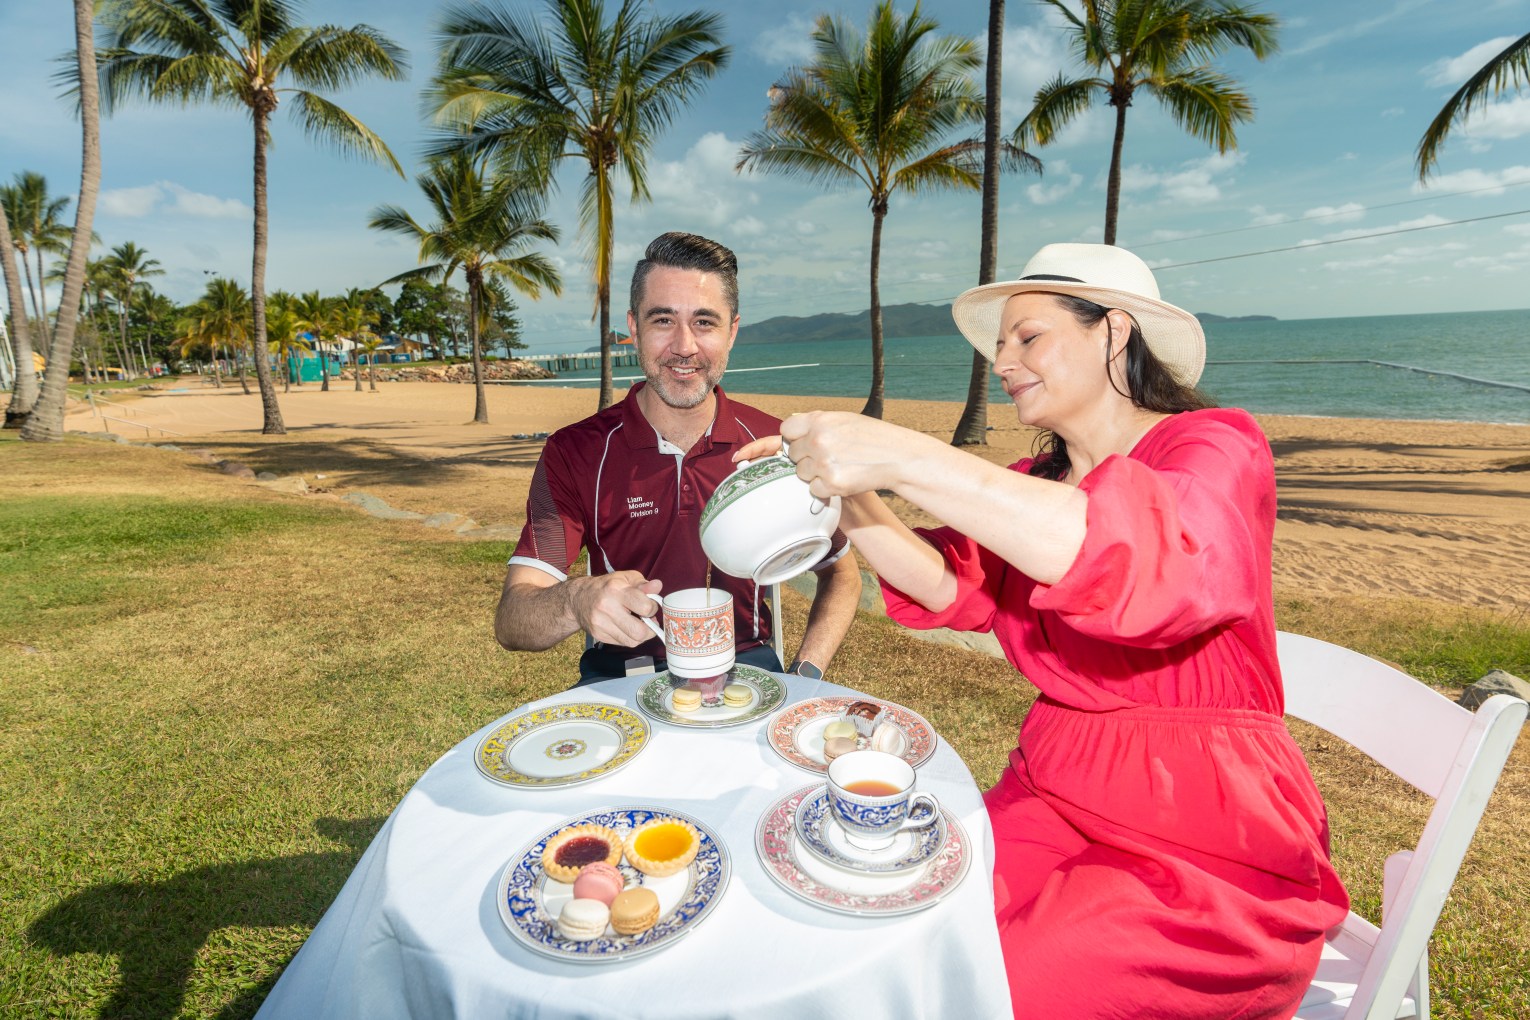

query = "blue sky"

[3,0,1528,354]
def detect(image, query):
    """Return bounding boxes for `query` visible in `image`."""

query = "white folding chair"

[1278,631,1527,1020]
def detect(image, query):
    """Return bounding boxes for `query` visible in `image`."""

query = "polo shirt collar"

[621,382,744,451]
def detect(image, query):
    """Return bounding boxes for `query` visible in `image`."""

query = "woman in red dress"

[755,244,1349,1018]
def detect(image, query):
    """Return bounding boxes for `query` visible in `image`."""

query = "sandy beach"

[64,379,1530,613]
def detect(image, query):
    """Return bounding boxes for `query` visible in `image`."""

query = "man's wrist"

[788,658,824,680]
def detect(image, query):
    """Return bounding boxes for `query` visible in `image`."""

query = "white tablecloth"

[256,674,1013,1019]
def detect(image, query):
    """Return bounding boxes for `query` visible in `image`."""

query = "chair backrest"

[1276,631,1526,1018]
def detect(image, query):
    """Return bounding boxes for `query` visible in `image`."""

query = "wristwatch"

[789,658,823,681]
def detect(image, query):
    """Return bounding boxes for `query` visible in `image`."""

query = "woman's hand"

[732,435,783,463]
[781,411,917,498]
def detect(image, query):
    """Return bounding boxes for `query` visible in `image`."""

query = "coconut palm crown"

[369,153,562,424]
[428,0,729,411]
[1016,0,1278,245]
[1417,31,1530,180]
[94,0,409,434]
[737,0,1038,419]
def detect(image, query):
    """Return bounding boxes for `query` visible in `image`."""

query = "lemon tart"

[623,817,700,877]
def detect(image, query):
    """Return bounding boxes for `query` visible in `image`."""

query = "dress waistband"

[1032,697,1288,733]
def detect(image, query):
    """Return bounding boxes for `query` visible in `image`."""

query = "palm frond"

[1150,65,1252,152]
[281,24,409,90]
[286,91,404,175]
[1417,30,1530,179]
[1015,74,1101,147]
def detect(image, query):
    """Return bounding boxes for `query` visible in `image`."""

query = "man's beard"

[640,355,726,409]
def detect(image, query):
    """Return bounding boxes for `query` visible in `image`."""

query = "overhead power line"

[1153,208,1530,270]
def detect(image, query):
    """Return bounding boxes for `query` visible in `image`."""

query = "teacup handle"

[639,593,664,640]
[898,793,940,831]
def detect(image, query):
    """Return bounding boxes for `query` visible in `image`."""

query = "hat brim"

[950,279,1206,387]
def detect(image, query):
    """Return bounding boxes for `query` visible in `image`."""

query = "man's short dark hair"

[629,232,739,319]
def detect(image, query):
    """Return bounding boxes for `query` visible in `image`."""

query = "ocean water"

[536,307,1530,424]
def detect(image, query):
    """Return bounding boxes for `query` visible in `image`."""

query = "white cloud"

[1456,95,1530,142]
[1026,159,1082,204]
[1380,107,1406,119]
[1415,164,1530,195]
[97,180,250,219]
[1303,202,1366,224]
[99,184,163,218]
[645,132,758,229]
[1122,152,1245,206]
[753,14,818,67]
[1424,36,1519,88]
[1289,0,1432,56]
[1506,223,1530,237]
[1248,205,1289,227]
[1321,241,1466,271]
[1306,214,1448,246]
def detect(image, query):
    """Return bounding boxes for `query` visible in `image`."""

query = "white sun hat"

[950,243,1206,386]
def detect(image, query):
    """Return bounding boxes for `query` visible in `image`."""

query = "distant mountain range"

[737,303,1274,343]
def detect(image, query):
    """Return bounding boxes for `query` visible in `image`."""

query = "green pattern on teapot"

[700,455,795,532]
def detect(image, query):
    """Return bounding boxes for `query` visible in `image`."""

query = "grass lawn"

[1,434,1526,1017]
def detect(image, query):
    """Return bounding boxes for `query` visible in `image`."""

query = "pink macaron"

[572,861,626,906]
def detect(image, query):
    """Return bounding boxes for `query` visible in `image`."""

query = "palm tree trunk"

[20,0,99,442]
[19,254,48,356]
[1,205,39,427]
[596,160,615,412]
[34,249,54,353]
[118,306,135,378]
[368,358,377,392]
[861,201,888,420]
[354,349,364,391]
[952,0,1005,448]
[320,341,330,390]
[250,107,287,433]
[469,277,489,423]
[1104,99,1129,246]
[237,347,251,394]
[212,345,223,388]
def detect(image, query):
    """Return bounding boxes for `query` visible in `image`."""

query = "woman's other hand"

[732,435,783,463]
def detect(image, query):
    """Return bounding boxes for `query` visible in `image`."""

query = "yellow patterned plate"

[475,702,650,789]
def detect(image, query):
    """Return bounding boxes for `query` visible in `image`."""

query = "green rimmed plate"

[635,664,786,728]
[474,702,649,788]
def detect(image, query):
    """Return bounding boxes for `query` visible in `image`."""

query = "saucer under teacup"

[793,786,946,874]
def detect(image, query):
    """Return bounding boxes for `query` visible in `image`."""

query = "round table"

[255,672,1013,1018]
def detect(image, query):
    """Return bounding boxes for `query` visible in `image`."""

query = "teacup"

[640,587,735,694]
[699,445,841,586]
[825,750,939,851]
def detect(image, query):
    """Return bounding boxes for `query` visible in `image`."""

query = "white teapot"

[700,445,841,585]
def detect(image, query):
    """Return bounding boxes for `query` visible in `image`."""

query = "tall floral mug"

[640,588,735,699]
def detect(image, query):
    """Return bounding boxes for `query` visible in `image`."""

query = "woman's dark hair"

[1028,294,1214,481]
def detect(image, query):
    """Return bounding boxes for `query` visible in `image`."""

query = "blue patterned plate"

[497,806,729,964]
[793,786,946,874]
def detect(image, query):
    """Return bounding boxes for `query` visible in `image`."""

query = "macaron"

[822,719,857,742]
[869,720,909,757]
[671,686,701,712]
[557,898,610,941]
[722,683,752,707]
[823,735,858,761]
[571,861,625,906]
[609,886,661,936]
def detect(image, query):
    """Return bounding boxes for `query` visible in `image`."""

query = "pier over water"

[520,350,639,373]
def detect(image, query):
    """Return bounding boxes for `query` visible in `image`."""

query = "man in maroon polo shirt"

[495,232,862,684]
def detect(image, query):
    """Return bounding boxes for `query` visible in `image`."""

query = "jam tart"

[540,823,623,883]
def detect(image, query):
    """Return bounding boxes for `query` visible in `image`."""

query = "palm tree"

[369,153,562,424]
[293,291,336,392]
[1016,0,1278,245]
[96,0,409,435]
[1417,31,1530,179]
[334,291,380,392]
[0,198,40,428]
[0,172,72,355]
[264,293,310,393]
[20,0,101,443]
[952,0,1008,448]
[430,0,729,411]
[102,241,163,379]
[738,0,1036,419]
[190,277,252,391]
